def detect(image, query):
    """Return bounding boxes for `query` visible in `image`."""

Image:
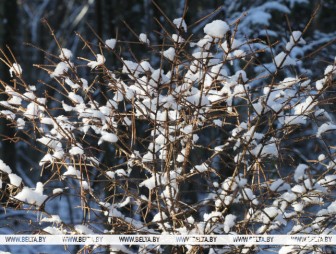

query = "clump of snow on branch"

[87,54,106,69]
[173,17,187,32]
[105,38,117,49]
[203,20,229,38]
[9,63,22,77]
[139,33,150,45]
[59,48,73,60]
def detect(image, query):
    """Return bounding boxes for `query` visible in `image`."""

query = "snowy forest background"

[0,0,336,253]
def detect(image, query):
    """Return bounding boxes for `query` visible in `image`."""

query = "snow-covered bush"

[0,3,336,254]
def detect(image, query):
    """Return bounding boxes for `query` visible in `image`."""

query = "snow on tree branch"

[0,3,336,254]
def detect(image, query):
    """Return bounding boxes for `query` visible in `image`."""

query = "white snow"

[142,151,155,162]
[63,166,80,177]
[155,134,166,145]
[286,31,305,51]
[163,47,175,61]
[192,51,213,59]
[98,131,118,145]
[294,96,316,115]
[222,177,238,192]
[193,134,199,143]
[291,184,306,193]
[8,173,22,187]
[118,197,131,208]
[237,178,247,187]
[139,33,150,45]
[81,180,89,190]
[300,79,311,87]
[139,174,159,190]
[176,148,186,162]
[223,214,236,233]
[50,62,68,78]
[173,18,187,32]
[87,54,106,69]
[172,34,185,43]
[282,115,307,125]
[41,215,62,224]
[233,49,246,58]
[53,188,63,194]
[1,110,15,120]
[106,171,115,179]
[221,38,243,53]
[187,216,195,224]
[204,20,229,38]
[37,136,59,149]
[122,60,141,76]
[192,163,209,173]
[105,38,117,49]
[242,126,264,141]
[65,78,80,89]
[39,153,53,166]
[318,154,326,161]
[13,183,47,206]
[9,63,22,77]
[59,48,73,60]
[241,187,258,205]
[252,102,264,115]
[251,139,278,157]
[74,224,94,234]
[279,246,297,254]
[196,35,213,50]
[325,65,336,75]
[204,211,222,223]
[0,159,12,174]
[263,207,279,222]
[0,251,12,254]
[303,178,314,190]
[43,226,64,235]
[181,124,193,134]
[123,116,131,126]
[151,69,169,84]
[81,78,89,91]
[87,156,99,166]
[316,79,325,90]
[152,212,167,222]
[279,77,298,87]
[294,164,308,182]
[68,92,84,104]
[316,122,336,138]
[327,201,336,214]
[16,118,25,129]
[139,61,153,72]
[62,101,74,111]
[35,182,44,195]
[274,52,296,68]
[280,192,297,204]
[186,91,210,106]
[5,86,22,105]
[69,145,84,155]
[113,91,124,102]
[115,169,128,177]
[245,9,272,26]
[291,31,305,44]
[270,179,290,192]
